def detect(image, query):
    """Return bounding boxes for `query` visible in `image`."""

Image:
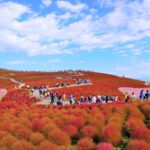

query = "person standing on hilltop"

[145,90,150,101]
[131,92,136,102]
[124,93,129,103]
[139,90,145,102]
[50,92,55,106]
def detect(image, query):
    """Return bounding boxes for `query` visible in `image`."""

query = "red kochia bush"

[69,116,85,129]
[29,132,45,145]
[131,126,150,143]
[0,135,18,149]
[36,141,59,150]
[81,125,98,138]
[16,127,32,140]
[48,128,71,146]
[126,140,150,150]
[42,122,57,138]
[77,137,95,150]
[140,104,150,119]
[12,140,34,150]
[102,124,122,146]
[32,118,44,131]
[97,142,114,150]
[63,125,78,138]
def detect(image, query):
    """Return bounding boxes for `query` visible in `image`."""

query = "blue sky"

[0,0,150,81]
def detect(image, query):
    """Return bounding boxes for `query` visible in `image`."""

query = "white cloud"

[56,0,87,13]
[42,0,52,7]
[0,0,150,57]
[6,60,26,65]
[115,61,150,80]
[0,1,31,28]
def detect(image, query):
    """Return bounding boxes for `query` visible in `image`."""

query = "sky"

[0,0,150,81]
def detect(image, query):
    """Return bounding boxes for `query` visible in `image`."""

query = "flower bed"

[0,102,150,149]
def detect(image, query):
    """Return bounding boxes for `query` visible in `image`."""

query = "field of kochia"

[0,70,150,150]
[0,102,150,150]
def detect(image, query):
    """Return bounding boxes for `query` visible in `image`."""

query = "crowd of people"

[124,89,150,102]
[27,78,91,91]
[69,94,118,104]
[76,78,90,85]
[36,87,119,106]
[55,82,71,87]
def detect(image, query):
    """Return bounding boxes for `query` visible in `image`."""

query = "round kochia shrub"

[36,140,59,150]
[81,125,98,138]
[102,124,122,146]
[69,116,85,129]
[29,132,45,145]
[32,118,44,132]
[97,142,114,150]
[131,126,150,142]
[41,122,57,138]
[0,135,18,149]
[126,140,150,150]
[12,140,34,150]
[16,127,32,140]
[48,128,71,146]
[77,137,95,150]
[140,104,150,119]
[63,125,78,138]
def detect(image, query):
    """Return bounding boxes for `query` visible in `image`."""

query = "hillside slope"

[0,69,149,99]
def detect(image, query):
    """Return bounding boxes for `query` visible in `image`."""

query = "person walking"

[131,92,136,102]
[145,90,150,101]
[124,93,129,103]
[50,92,55,106]
[139,90,145,102]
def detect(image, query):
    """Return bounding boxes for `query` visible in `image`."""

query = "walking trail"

[0,77,25,89]
[33,83,93,105]
[0,89,7,101]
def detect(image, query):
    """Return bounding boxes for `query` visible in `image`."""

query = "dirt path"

[0,77,25,89]
[0,89,7,101]
[33,83,92,105]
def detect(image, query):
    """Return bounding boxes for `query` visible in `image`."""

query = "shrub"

[42,122,57,138]
[97,142,114,150]
[36,140,59,150]
[102,124,122,146]
[81,125,98,138]
[126,140,150,150]
[0,135,18,149]
[0,131,9,138]
[32,118,44,131]
[48,128,71,146]
[140,104,150,119]
[131,126,150,143]
[69,117,85,129]
[125,118,144,132]
[16,127,32,140]
[88,119,104,134]
[30,132,45,145]
[12,140,34,150]
[77,137,95,150]
[63,125,78,138]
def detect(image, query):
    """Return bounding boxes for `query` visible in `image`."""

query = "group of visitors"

[70,95,118,104]
[124,89,150,102]
[55,82,71,87]
[37,87,118,106]
[76,78,90,85]
[27,78,91,91]
[39,89,65,106]
[139,90,150,102]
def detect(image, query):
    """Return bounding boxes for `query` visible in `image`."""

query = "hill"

[0,69,149,98]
